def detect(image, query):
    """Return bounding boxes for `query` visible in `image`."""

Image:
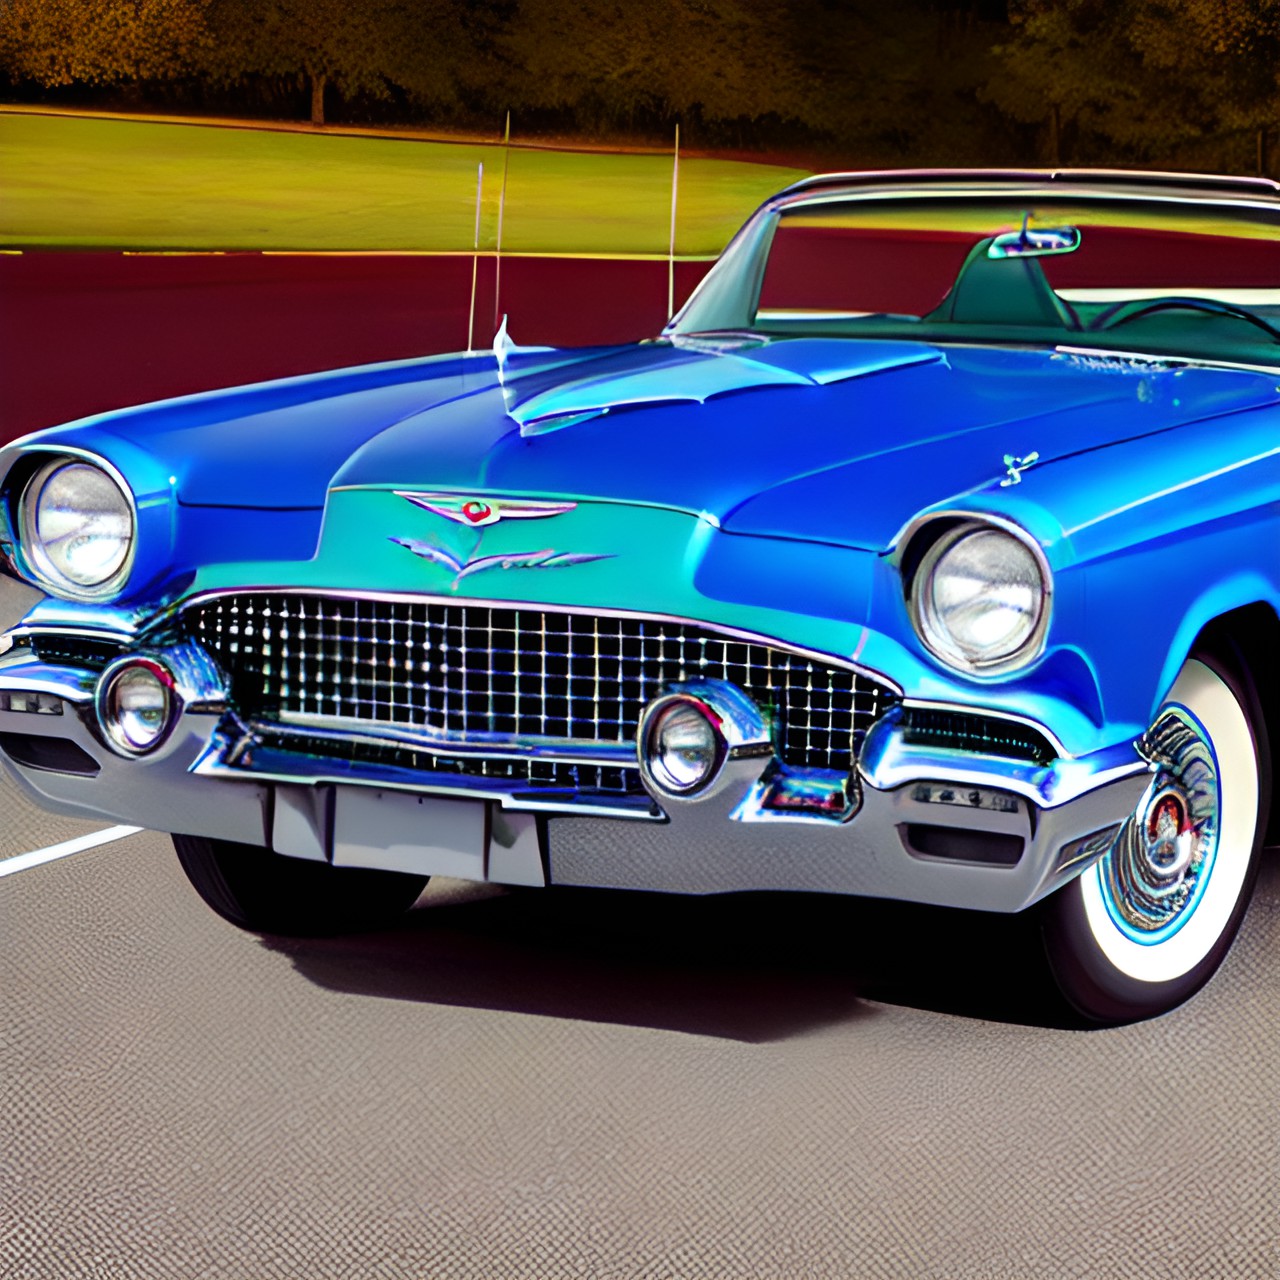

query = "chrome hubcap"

[1102,707,1219,940]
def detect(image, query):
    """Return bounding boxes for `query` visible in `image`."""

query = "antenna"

[494,111,511,330]
[467,161,484,352]
[667,122,680,319]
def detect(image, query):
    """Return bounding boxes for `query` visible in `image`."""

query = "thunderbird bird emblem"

[395,491,576,526]
[1000,452,1040,486]
[390,537,612,584]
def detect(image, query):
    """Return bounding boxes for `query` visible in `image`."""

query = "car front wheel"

[1041,651,1268,1024]
[173,834,429,936]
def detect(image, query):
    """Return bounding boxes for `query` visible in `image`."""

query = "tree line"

[0,0,1277,174]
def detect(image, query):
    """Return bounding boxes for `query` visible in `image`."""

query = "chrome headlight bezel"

[15,453,137,601]
[907,517,1052,676]
[637,691,729,798]
[96,655,179,757]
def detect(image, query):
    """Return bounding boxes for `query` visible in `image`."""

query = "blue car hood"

[331,338,1280,549]
[51,337,1279,551]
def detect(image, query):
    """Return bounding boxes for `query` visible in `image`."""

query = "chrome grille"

[184,593,897,775]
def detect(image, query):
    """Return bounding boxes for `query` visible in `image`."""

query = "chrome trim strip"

[778,168,1280,201]
[889,507,1047,566]
[6,624,137,644]
[1062,447,1280,538]
[191,736,659,821]
[263,712,640,767]
[771,184,1280,217]
[1058,288,1280,305]
[1054,344,1280,376]
[0,653,97,703]
[859,707,1144,809]
[168,585,901,690]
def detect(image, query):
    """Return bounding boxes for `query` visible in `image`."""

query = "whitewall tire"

[1042,651,1268,1024]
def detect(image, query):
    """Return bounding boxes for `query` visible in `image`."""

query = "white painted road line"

[0,825,143,878]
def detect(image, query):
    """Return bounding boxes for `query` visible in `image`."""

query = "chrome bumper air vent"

[183,593,898,787]
[899,707,1057,766]
[29,634,130,672]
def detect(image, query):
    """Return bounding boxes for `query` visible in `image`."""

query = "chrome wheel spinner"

[1103,707,1219,941]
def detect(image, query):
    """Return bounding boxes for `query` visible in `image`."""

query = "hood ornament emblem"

[396,491,576,527]
[1000,451,1040,486]
[390,538,612,584]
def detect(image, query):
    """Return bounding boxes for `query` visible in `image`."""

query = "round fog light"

[99,659,175,756]
[642,697,724,797]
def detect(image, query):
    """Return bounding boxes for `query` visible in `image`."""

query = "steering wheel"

[1088,295,1280,341]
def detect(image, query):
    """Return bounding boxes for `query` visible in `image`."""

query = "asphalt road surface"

[2,567,1278,1277]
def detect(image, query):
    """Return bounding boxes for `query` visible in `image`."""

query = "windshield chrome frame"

[665,175,1280,346]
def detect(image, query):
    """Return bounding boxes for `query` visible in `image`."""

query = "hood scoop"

[744,337,943,386]
[509,338,941,436]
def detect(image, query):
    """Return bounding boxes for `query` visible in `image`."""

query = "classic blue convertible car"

[3,168,1279,1023]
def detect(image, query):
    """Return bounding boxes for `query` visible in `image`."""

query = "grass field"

[0,112,808,256]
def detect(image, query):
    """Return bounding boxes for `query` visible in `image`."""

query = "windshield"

[671,190,1280,366]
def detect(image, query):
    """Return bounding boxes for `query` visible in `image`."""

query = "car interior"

[742,197,1280,365]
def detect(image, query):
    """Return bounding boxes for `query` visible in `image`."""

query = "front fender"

[1149,572,1280,720]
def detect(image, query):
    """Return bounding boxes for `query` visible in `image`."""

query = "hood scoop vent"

[519,407,612,438]
[510,338,941,436]
[511,354,810,436]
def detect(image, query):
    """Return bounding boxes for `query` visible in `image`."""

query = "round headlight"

[98,659,175,756]
[19,458,134,597]
[912,523,1048,673]
[642,698,724,796]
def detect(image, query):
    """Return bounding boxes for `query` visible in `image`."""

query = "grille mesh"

[184,593,896,776]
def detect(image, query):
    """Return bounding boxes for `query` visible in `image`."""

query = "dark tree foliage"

[204,0,465,125]
[987,0,1280,170]
[804,0,1005,161]
[0,0,1276,171]
[983,0,1146,164]
[1127,0,1280,171]
[490,0,1009,159]
[495,0,803,133]
[0,0,212,88]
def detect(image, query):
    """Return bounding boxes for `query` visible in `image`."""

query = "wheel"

[173,833,429,936]
[1041,650,1268,1024]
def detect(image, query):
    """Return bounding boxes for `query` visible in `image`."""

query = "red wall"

[0,253,713,442]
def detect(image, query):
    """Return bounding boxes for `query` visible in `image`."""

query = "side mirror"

[988,224,1081,259]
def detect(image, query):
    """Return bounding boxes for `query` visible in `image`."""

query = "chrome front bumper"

[0,638,1147,913]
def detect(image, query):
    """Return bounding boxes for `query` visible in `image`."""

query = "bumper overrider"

[0,601,1146,913]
